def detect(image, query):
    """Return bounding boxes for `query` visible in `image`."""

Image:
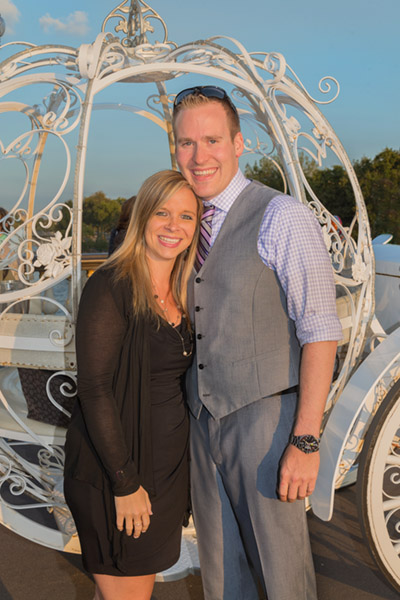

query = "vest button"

[195,277,202,283]
[197,334,202,340]
[195,306,201,312]
[198,363,205,370]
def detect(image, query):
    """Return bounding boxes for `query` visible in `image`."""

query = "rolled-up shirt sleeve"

[258,195,343,346]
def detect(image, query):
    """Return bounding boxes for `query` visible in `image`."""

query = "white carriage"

[0,0,399,591]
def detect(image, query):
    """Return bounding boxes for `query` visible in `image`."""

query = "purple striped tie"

[195,204,215,272]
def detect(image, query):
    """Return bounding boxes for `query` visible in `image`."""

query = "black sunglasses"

[173,85,239,116]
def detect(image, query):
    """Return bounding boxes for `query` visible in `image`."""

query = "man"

[172,86,342,600]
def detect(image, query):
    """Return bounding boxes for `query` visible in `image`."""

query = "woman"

[64,170,202,600]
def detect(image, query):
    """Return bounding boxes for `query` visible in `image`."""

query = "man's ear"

[234,132,244,158]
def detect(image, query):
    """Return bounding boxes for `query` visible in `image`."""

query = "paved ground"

[0,484,399,600]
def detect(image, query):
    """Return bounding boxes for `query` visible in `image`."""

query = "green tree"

[245,152,318,193]
[245,157,286,192]
[53,193,126,251]
[83,191,122,233]
[354,148,400,243]
[246,148,400,243]
[81,192,124,252]
[308,164,354,227]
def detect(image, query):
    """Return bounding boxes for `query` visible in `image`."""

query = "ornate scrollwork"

[0,0,378,559]
[0,439,75,537]
[0,439,64,507]
[31,230,72,280]
[38,446,66,471]
[337,370,400,484]
[8,203,73,286]
[352,251,369,283]
[39,84,83,134]
[261,51,287,83]
[45,371,76,418]
[146,92,174,121]
[285,65,340,105]
[381,424,400,548]
[102,0,176,54]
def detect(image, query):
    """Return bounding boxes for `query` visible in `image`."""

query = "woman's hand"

[114,486,153,538]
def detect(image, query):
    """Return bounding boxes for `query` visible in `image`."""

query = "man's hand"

[277,340,337,502]
[114,486,153,538]
[278,443,320,502]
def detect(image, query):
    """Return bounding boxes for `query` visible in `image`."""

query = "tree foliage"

[81,191,124,252]
[53,149,399,252]
[245,153,318,194]
[354,149,400,243]
[245,148,400,243]
[55,192,125,252]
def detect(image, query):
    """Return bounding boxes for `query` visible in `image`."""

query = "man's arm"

[257,195,342,501]
[278,340,337,502]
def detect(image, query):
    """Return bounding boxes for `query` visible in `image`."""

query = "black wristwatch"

[289,434,320,454]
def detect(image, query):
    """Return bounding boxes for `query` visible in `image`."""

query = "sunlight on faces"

[174,102,244,202]
[144,187,198,265]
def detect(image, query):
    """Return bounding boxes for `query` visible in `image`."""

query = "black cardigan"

[64,267,154,498]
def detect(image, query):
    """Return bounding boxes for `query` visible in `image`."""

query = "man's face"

[174,102,244,202]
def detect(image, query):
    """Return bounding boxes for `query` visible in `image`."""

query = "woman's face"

[144,187,198,266]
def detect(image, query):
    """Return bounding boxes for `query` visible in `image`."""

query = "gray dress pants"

[190,393,318,600]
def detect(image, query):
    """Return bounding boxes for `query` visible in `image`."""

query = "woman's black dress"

[64,318,192,576]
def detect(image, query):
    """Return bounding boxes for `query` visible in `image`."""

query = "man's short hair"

[172,87,241,140]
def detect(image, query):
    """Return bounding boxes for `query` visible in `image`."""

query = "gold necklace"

[153,291,193,357]
[153,292,181,326]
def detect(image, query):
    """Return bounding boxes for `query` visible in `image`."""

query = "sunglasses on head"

[173,85,239,116]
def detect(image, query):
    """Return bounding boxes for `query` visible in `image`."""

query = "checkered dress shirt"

[202,169,342,346]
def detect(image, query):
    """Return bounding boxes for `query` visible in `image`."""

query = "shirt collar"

[203,169,250,212]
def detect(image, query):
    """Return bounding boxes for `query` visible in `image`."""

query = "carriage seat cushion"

[17,368,76,428]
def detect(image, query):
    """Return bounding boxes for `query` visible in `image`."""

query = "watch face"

[291,434,320,453]
[302,435,315,445]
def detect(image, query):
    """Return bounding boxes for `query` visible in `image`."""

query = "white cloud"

[39,10,89,37]
[0,0,21,34]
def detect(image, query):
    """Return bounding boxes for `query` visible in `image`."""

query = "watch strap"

[289,433,320,454]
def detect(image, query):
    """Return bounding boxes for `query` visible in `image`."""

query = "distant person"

[64,170,202,600]
[108,195,136,256]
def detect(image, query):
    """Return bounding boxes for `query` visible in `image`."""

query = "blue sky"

[0,0,399,207]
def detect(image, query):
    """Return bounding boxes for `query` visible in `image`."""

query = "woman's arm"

[75,270,140,496]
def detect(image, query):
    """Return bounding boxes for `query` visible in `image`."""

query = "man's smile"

[192,168,218,177]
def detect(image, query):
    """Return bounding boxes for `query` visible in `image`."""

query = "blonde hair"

[105,170,202,327]
[172,94,241,140]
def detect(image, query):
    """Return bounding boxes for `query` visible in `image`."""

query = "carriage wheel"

[357,379,400,592]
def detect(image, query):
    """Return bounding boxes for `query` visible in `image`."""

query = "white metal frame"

[1,0,398,583]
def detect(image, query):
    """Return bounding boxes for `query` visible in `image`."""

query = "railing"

[81,253,107,277]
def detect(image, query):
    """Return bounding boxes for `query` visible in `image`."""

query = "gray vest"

[187,180,301,419]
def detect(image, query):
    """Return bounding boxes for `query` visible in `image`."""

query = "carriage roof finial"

[101,0,174,52]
